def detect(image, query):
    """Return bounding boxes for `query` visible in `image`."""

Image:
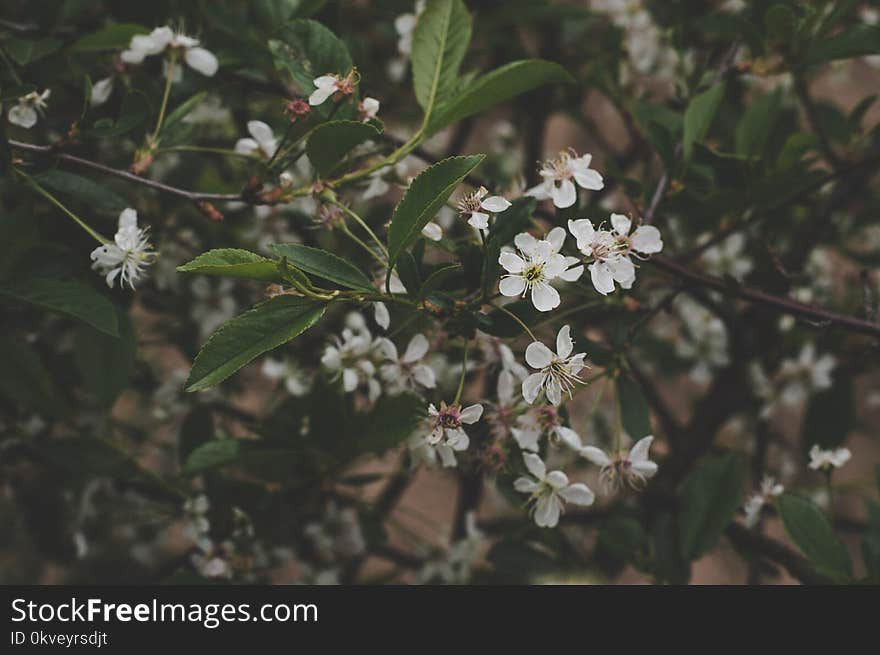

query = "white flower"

[808,445,851,472]
[262,357,311,396]
[395,0,426,56]
[526,149,604,208]
[190,277,237,339]
[514,453,595,527]
[421,221,443,241]
[487,369,522,440]
[304,502,366,562]
[512,405,582,452]
[378,333,437,393]
[309,71,357,106]
[90,208,157,289]
[321,314,386,401]
[90,77,114,106]
[8,89,50,129]
[421,402,483,467]
[363,169,391,200]
[498,233,568,311]
[743,475,784,528]
[568,213,662,294]
[121,27,218,77]
[234,120,277,158]
[521,325,587,406]
[373,301,390,330]
[457,186,511,230]
[701,233,753,279]
[359,96,380,121]
[778,344,836,406]
[544,226,584,282]
[580,436,658,492]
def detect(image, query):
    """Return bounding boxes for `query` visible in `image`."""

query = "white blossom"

[514,453,595,527]
[90,208,157,289]
[457,186,511,230]
[234,120,278,158]
[304,502,366,562]
[544,226,584,282]
[701,233,753,279]
[808,445,851,472]
[419,401,483,467]
[121,27,218,77]
[373,301,390,330]
[421,221,443,241]
[262,357,311,396]
[512,405,582,452]
[521,325,587,405]
[526,149,604,208]
[90,77,114,106]
[743,476,784,528]
[8,89,50,129]
[394,0,426,57]
[378,333,437,393]
[498,233,568,311]
[359,96,380,121]
[580,436,658,492]
[320,313,387,401]
[309,71,357,106]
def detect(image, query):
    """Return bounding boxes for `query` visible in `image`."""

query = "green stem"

[331,199,388,258]
[151,53,177,142]
[17,170,108,244]
[490,302,538,341]
[453,338,471,405]
[157,145,256,159]
[339,223,386,265]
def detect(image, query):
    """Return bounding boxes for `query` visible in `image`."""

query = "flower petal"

[185,47,219,76]
[630,225,663,254]
[556,324,573,359]
[373,302,390,330]
[589,262,615,295]
[551,179,577,208]
[580,446,612,467]
[468,212,489,230]
[525,341,554,369]
[530,282,560,311]
[572,167,604,191]
[534,495,561,527]
[480,195,511,213]
[499,251,525,273]
[558,483,595,506]
[523,452,546,480]
[460,403,483,424]
[499,275,526,297]
[403,333,429,363]
[610,213,631,236]
[521,372,544,404]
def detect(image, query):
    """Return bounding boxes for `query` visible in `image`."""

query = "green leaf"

[270,243,375,291]
[764,4,796,42]
[735,88,782,157]
[4,37,63,65]
[0,340,61,416]
[74,308,136,407]
[679,452,746,560]
[428,60,574,135]
[306,120,382,177]
[0,277,118,336]
[163,92,208,131]
[805,25,880,65]
[71,23,150,51]
[269,19,352,94]
[778,494,852,580]
[34,170,127,213]
[683,82,726,162]
[184,439,243,475]
[185,296,326,391]
[387,155,485,271]
[616,374,652,439]
[411,0,472,115]
[177,249,283,283]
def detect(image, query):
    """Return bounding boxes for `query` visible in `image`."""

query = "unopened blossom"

[512,405,582,452]
[321,313,386,401]
[373,302,390,330]
[90,77,114,106]
[457,186,511,230]
[309,70,358,106]
[568,213,662,294]
[234,120,278,158]
[378,333,437,393]
[580,436,658,492]
[498,233,568,311]
[90,208,157,289]
[8,89,50,129]
[808,445,851,472]
[526,149,604,208]
[514,453,595,528]
[284,98,311,121]
[522,325,587,405]
[262,357,311,396]
[359,97,380,121]
[418,402,482,467]
[121,26,218,77]
[743,476,784,528]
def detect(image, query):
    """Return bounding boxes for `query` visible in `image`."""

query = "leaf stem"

[490,302,537,341]
[330,199,388,258]
[151,53,178,142]
[16,169,108,244]
[453,338,470,405]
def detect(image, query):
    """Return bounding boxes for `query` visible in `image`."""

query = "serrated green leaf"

[616,374,652,439]
[177,248,283,282]
[71,23,150,51]
[778,494,852,580]
[428,60,574,135]
[184,439,243,475]
[679,452,746,560]
[306,120,382,176]
[735,88,782,157]
[0,277,118,336]
[387,155,485,272]
[270,243,375,291]
[185,296,326,391]
[411,0,472,116]
[683,82,726,162]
